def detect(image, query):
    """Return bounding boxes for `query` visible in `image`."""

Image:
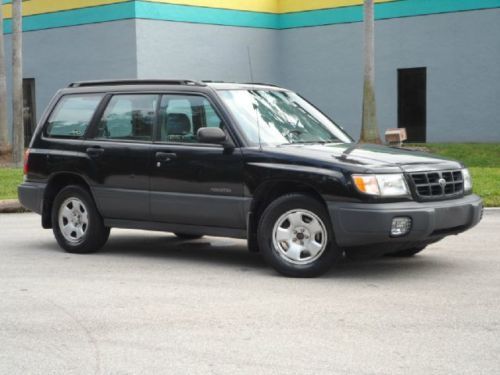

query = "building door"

[23,78,36,147]
[398,68,426,142]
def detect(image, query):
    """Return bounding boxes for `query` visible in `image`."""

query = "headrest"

[166,113,190,135]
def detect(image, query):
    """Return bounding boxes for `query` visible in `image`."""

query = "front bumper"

[328,194,483,247]
[18,182,46,214]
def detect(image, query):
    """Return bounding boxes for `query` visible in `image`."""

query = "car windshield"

[217,89,352,146]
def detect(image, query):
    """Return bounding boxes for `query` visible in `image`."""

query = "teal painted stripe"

[280,0,500,28]
[2,1,135,33]
[135,1,278,28]
[2,0,500,33]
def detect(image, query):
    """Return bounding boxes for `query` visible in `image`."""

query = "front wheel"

[52,185,110,253]
[257,194,341,277]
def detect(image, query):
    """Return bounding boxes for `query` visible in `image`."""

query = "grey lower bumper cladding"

[18,182,46,214]
[328,194,483,247]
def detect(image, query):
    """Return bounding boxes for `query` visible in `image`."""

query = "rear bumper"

[327,194,483,247]
[18,182,46,214]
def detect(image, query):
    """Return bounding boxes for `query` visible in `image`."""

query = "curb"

[0,200,30,213]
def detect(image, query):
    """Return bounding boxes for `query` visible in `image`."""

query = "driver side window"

[159,94,223,143]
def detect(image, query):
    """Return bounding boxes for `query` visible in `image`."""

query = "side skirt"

[104,218,247,239]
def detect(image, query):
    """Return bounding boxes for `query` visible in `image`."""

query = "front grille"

[409,170,464,200]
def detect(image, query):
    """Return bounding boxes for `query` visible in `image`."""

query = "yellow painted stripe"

[145,0,279,13]
[1,0,398,17]
[2,0,129,19]
[279,0,396,13]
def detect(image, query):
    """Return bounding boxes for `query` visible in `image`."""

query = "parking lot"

[0,210,499,374]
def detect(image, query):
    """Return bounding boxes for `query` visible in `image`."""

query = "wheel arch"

[247,179,329,252]
[42,172,94,229]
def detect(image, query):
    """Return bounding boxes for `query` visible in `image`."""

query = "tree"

[359,0,382,144]
[0,2,9,149]
[11,0,23,165]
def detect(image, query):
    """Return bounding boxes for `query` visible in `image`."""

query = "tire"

[52,185,110,253]
[387,245,427,257]
[174,233,203,240]
[257,194,341,277]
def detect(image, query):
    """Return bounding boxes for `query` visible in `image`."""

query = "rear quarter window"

[45,94,103,138]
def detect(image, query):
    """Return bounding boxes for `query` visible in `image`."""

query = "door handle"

[86,146,104,158]
[156,152,177,162]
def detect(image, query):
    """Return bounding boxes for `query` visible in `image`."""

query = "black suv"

[18,80,483,277]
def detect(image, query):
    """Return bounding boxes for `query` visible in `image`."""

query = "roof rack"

[68,79,205,88]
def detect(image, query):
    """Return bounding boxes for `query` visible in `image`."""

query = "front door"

[83,93,157,220]
[150,93,246,229]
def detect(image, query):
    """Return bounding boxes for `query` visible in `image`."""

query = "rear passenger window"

[95,94,157,141]
[45,94,103,138]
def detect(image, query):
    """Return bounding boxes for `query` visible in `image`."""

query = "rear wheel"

[174,233,203,240]
[52,185,110,253]
[257,194,341,277]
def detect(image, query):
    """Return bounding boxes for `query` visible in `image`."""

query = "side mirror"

[197,127,232,147]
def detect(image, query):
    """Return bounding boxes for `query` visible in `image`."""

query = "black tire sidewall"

[257,194,341,277]
[52,185,109,253]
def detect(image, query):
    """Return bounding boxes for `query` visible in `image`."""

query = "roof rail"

[243,82,279,87]
[68,79,205,88]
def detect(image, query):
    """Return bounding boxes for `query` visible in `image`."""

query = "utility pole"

[12,0,23,165]
[0,2,9,149]
[359,0,381,144]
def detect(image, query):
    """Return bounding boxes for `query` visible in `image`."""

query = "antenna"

[247,46,263,151]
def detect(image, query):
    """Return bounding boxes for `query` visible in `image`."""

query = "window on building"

[45,94,103,138]
[95,94,157,141]
[158,94,223,143]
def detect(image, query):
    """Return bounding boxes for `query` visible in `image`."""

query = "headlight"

[462,168,472,192]
[352,173,409,197]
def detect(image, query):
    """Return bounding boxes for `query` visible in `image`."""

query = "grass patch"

[469,167,500,207]
[423,143,500,168]
[409,143,500,207]
[0,168,23,200]
[0,143,498,206]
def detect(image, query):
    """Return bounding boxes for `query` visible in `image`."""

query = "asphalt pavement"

[0,211,499,374]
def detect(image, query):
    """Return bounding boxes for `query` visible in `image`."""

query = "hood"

[272,143,463,172]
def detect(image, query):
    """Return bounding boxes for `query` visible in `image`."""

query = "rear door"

[83,93,158,220]
[150,92,246,228]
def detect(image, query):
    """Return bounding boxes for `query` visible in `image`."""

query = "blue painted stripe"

[280,0,500,28]
[2,0,500,33]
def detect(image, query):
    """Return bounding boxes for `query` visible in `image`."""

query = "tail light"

[23,149,30,175]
